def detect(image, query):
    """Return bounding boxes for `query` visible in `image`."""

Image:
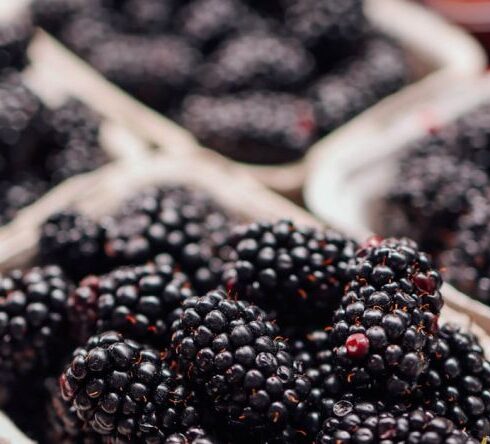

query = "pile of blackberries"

[384,103,490,306]
[1,186,488,443]
[30,0,411,165]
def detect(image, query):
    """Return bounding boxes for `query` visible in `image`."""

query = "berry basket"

[305,74,490,333]
[1,153,490,442]
[19,0,487,198]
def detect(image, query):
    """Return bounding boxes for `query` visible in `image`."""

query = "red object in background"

[421,0,490,56]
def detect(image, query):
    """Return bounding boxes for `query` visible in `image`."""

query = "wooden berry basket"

[20,0,487,199]
[305,74,490,334]
[1,153,490,442]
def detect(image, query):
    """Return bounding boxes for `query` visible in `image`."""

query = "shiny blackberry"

[384,154,488,254]
[87,34,200,112]
[0,14,33,70]
[39,211,108,280]
[103,185,232,293]
[42,99,108,184]
[179,92,317,164]
[415,323,490,440]
[440,201,490,304]
[222,220,357,328]
[198,32,314,93]
[331,237,444,396]
[69,262,193,345]
[310,37,409,135]
[176,0,264,54]
[171,290,311,437]
[0,266,72,379]
[316,407,478,443]
[60,331,202,442]
[283,0,368,64]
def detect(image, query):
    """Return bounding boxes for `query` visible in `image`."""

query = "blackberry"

[197,32,314,93]
[103,185,232,293]
[69,262,194,345]
[179,92,317,164]
[39,211,108,280]
[46,378,102,444]
[87,34,200,112]
[415,323,490,439]
[440,202,490,304]
[0,266,72,379]
[222,220,357,328]
[316,407,478,443]
[42,99,108,184]
[176,0,265,54]
[171,290,312,438]
[331,237,444,396]
[0,174,48,226]
[60,331,202,442]
[384,154,488,254]
[283,0,368,64]
[309,37,409,135]
[0,72,43,173]
[0,14,33,70]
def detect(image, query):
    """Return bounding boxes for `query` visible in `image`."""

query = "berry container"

[305,74,490,333]
[19,0,487,199]
[1,153,490,441]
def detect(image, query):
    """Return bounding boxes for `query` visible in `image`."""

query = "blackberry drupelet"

[384,154,488,255]
[0,72,43,173]
[283,0,368,65]
[42,99,108,184]
[179,92,317,164]
[69,262,194,345]
[316,407,479,443]
[0,14,33,70]
[164,427,218,444]
[120,0,175,34]
[171,290,312,438]
[331,237,444,396]
[309,37,409,135]
[197,32,314,93]
[176,0,264,54]
[439,202,490,304]
[87,34,200,112]
[103,185,232,293]
[222,220,357,328]
[416,323,490,439]
[39,211,108,280]
[60,331,202,442]
[0,266,72,380]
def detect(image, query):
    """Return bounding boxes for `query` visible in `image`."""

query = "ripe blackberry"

[283,0,368,65]
[0,14,33,70]
[103,185,232,293]
[0,72,43,173]
[42,99,108,184]
[87,34,200,112]
[440,201,490,303]
[0,174,48,226]
[176,0,265,54]
[69,262,194,345]
[309,37,409,135]
[39,211,108,280]
[198,32,314,93]
[222,220,357,328]
[316,407,478,443]
[331,237,444,396]
[0,266,72,380]
[414,323,490,439]
[179,92,317,164]
[171,290,312,437]
[60,331,202,442]
[384,153,488,255]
